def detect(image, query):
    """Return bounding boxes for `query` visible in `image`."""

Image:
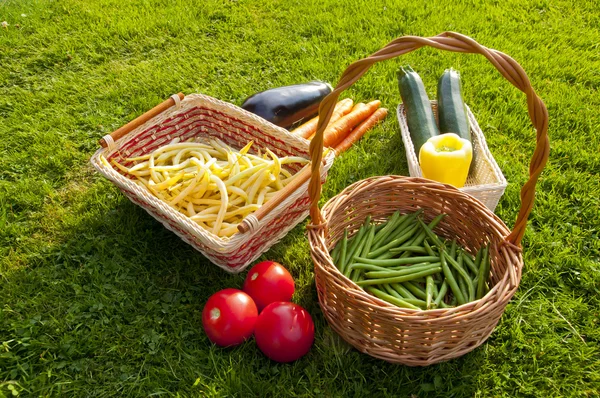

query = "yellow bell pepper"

[419,133,473,188]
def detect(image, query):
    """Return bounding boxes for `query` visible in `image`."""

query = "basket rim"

[313,175,522,317]
[90,93,335,253]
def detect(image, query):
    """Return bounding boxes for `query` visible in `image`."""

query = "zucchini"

[437,68,470,142]
[398,65,439,155]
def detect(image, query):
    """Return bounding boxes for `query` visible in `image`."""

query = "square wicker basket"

[397,101,507,211]
[90,93,334,273]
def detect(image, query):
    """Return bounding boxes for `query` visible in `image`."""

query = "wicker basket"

[91,93,334,273]
[306,32,549,366]
[397,101,507,211]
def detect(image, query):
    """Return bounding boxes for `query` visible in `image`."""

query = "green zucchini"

[437,68,470,142]
[398,65,440,155]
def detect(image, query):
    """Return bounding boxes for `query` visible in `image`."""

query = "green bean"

[450,295,457,307]
[476,245,490,299]
[356,267,442,287]
[403,299,428,308]
[443,251,475,303]
[410,214,446,247]
[396,213,443,259]
[349,224,375,280]
[364,262,441,279]
[462,251,479,276]
[474,246,483,272]
[426,275,435,310]
[458,273,469,304]
[417,218,445,248]
[354,255,439,267]
[390,282,417,299]
[368,223,420,258]
[338,229,349,274]
[349,269,362,283]
[440,247,466,305]
[361,225,376,258]
[403,281,427,300]
[389,246,428,254]
[331,239,341,266]
[375,210,422,249]
[434,280,448,307]
[382,283,404,300]
[453,253,469,302]
[450,239,457,259]
[353,224,373,261]
[423,240,437,257]
[342,224,367,274]
[382,285,428,308]
[374,222,387,233]
[459,255,474,302]
[365,287,420,310]
[347,264,390,274]
[371,211,402,248]
[384,209,422,240]
[372,215,404,245]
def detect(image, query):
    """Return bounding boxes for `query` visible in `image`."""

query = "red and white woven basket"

[91,93,334,273]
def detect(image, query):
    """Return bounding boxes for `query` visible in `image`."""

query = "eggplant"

[241,81,332,129]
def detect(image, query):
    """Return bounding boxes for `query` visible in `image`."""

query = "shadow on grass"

[0,178,495,397]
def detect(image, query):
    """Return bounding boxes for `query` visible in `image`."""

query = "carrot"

[334,107,388,154]
[295,98,354,139]
[322,100,381,148]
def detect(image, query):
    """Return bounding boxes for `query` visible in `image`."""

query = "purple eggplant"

[241,81,332,129]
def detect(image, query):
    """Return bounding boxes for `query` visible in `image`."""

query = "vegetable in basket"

[241,81,332,129]
[329,210,491,310]
[419,133,473,188]
[104,138,309,238]
[437,68,471,142]
[398,65,439,154]
[236,102,388,234]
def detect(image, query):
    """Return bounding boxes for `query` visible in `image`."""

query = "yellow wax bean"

[247,169,269,204]
[150,171,184,190]
[227,186,248,200]
[151,158,193,172]
[124,154,151,162]
[187,201,196,217]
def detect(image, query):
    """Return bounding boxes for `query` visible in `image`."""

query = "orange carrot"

[295,98,354,139]
[334,107,388,154]
[322,100,381,148]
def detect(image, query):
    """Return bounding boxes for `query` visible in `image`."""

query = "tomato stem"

[210,308,221,320]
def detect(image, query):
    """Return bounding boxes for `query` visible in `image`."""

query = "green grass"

[1,0,599,396]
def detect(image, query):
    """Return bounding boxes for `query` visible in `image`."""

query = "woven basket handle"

[308,32,549,247]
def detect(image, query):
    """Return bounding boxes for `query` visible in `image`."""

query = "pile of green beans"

[329,210,491,310]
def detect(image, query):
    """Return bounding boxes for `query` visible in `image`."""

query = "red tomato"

[243,261,295,311]
[254,302,314,362]
[202,288,258,347]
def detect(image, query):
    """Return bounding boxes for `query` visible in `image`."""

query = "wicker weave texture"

[91,94,334,273]
[306,32,549,365]
[397,101,508,211]
[310,176,521,365]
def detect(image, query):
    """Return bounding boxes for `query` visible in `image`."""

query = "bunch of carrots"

[291,98,388,154]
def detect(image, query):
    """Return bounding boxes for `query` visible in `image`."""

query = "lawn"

[1,0,599,396]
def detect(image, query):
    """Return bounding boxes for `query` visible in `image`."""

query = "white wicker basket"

[397,101,507,211]
[91,93,334,273]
